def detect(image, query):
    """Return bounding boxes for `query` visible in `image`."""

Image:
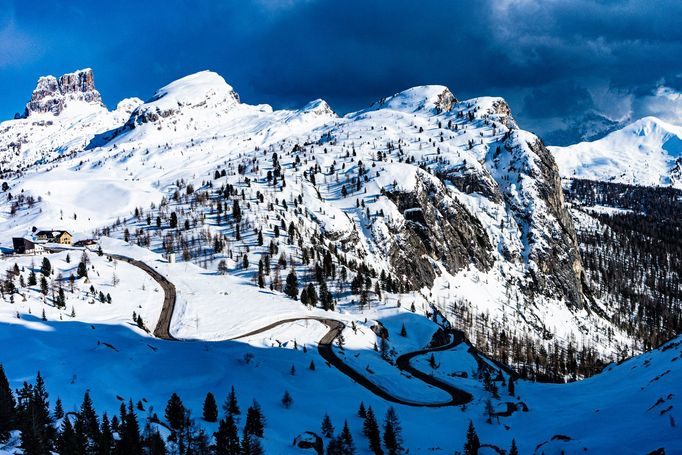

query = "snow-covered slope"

[0,243,679,453]
[551,116,682,188]
[0,69,633,365]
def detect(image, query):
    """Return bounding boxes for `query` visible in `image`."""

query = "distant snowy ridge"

[551,116,682,188]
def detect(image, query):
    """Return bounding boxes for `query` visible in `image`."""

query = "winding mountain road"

[108,253,177,340]
[231,317,473,407]
[112,252,471,407]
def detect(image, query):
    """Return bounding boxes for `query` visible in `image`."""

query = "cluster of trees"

[0,364,269,455]
[567,180,682,351]
[355,402,403,455]
[459,420,518,455]
[446,299,606,381]
[1,253,111,318]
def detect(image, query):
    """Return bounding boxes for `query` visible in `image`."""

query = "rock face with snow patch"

[24,68,104,116]
[383,170,494,290]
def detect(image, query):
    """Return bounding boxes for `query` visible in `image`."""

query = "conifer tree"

[164,393,186,434]
[508,377,515,396]
[281,390,293,409]
[98,413,115,455]
[463,421,480,455]
[58,417,80,455]
[244,401,265,438]
[40,258,51,276]
[28,269,37,286]
[214,415,240,455]
[339,420,355,455]
[145,427,166,455]
[223,386,240,418]
[76,391,100,451]
[118,400,142,454]
[285,269,299,300]
[241,433,264,455]
[363,406,382,455]
[40,276,49,296]
[202,392,218,422]
[232,200,242,223]
[77,261,88,279]
[321,414,334,438]
[357,402,366,418]
[18,372,56,455]
[0,364,16,442]
[382,407,403,455]
[509,438,519,455]
[53,398,64,420]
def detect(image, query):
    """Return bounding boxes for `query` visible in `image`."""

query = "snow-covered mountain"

[0,69,611,357]
[551,116,682,188]
[0,69,679,454]
[0,68,142,172]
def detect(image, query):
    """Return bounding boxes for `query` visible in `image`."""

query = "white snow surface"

[552,116,682,188]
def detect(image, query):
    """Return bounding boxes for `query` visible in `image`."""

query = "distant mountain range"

[551,116,682,188]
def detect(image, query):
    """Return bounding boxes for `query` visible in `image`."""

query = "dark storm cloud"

[2,0,682,140]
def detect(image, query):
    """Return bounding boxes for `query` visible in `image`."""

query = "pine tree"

[320,280,333,310]
[40,276,49,296]
[18,372,56,455]
[77,261,88,279]
[363,407,382,455]
[339,420,355,455]
[284,270,299,300]
[58,417,80,455]
[145,427,166,455]
[244,401,265,438]
[202,392,218,422]
[306,283,318,307]
[40,258,51,276]
[223,386,240,418]
[399,324,407,337]
[382,407,403,455]
[98,413,115,455]
[53,398,64,420]
[508,376,515,396]
[76,390,100,451]
[281,390,293,409]
[509,438,519,455]
[118,400,142,454]
[214,415,240,455]
[463,421,480,455]
[28,269,37,286]
[357,402,366,418]
[321,414,334,438]
[232,200,242,223]
[0,364,16,443]
[241,433,264,455]
[164,393,186,433]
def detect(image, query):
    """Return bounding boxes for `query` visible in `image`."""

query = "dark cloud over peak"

[1,0,682,143]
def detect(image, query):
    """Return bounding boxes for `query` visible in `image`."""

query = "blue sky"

[2,0,682,143]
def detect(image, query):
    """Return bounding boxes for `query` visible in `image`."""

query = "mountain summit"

[551,116,682,188]
[23,68,104,117]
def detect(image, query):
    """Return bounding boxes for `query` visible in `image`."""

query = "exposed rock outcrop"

[384,171,494,290]
[24,68,104,116]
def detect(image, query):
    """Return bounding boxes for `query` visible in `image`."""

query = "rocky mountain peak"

[24,68,104,117]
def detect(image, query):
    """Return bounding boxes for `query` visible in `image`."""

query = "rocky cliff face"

[24,68,104,116]
[384,171,495,290]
